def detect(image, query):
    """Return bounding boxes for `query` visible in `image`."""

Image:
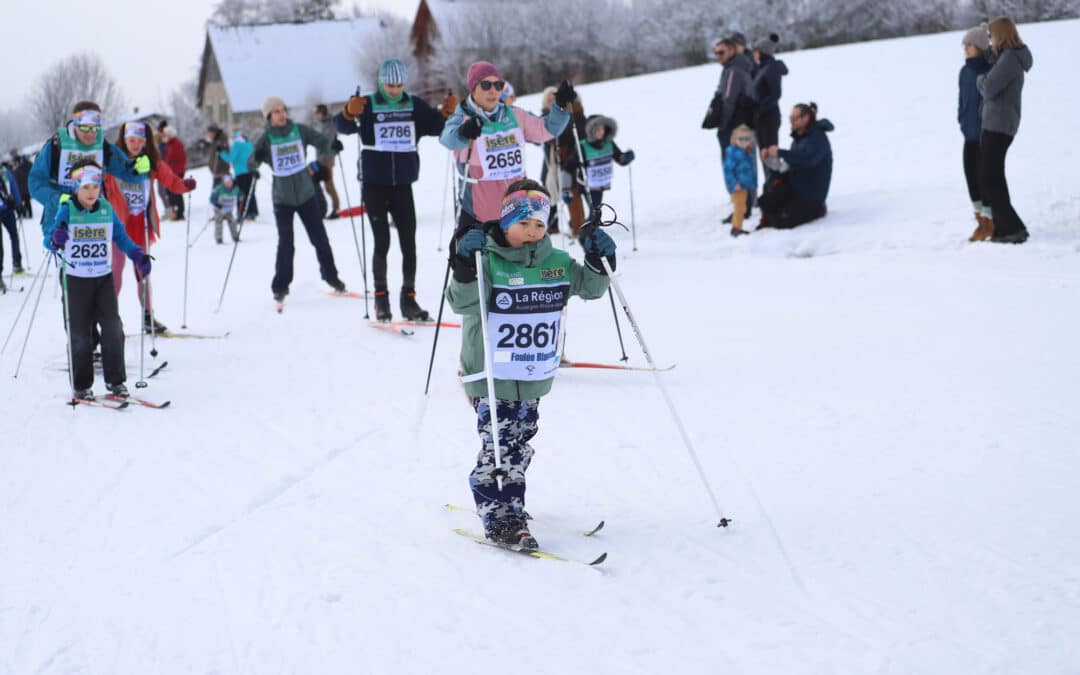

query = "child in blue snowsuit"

[723,124,758,236]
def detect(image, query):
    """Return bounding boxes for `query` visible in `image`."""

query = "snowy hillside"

[2,20,1078,674]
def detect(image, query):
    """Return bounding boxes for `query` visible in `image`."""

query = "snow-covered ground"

[2,20,1078,675]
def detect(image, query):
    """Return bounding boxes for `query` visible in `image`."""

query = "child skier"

[44,160,151,401]
[210,174,241,244]
[446,178,615,549]
[247,96,347,304]
[106,121,196,333]
[722,124,758,237]
[564,114,635,219]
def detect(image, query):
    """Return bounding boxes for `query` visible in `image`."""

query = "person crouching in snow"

[446,179,614,549]
[723,124,757,237]
[44,159,151,401]
[247,96,347,304]
[210,174,241,244]
[564,114,635,219]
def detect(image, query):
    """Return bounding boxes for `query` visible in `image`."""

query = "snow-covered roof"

[207,18,384,113]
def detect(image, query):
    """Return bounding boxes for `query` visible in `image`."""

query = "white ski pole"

[181,192,192,328]
[628,163,638,251]
[474,249,504,493]
[1,253,45,356]
[3,253,47,356]
[600,256,730,528]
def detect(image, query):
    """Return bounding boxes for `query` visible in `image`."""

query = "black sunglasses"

[478,80,506,91]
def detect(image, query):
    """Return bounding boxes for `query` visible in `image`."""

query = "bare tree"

[164,73,205,147]
[0,107,39,155]
[28,52,127,136]
[211,0,340,25]
[353,14,414,94]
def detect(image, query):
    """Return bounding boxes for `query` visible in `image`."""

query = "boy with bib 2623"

[44,160,152,401]
[446,179,616,549]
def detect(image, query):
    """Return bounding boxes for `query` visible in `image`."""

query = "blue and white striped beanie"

[378,58,408,86]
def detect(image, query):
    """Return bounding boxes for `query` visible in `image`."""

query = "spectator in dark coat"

[959,25,993,241]
[704,37,757,224]
[751,33,788,163]
[758,102,833,230]
[12,154,32,219]
[978,16,1033,244]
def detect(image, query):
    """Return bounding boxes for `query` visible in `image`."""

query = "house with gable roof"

[197,17,385,136]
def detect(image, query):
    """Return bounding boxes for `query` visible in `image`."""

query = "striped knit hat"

[379,58,408,85]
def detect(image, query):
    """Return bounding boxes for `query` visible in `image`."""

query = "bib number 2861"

[496,319,558,349]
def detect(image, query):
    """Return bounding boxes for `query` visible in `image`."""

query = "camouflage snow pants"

[470,397,540,526]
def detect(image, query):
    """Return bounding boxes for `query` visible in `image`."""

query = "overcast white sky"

[1,0,416,116]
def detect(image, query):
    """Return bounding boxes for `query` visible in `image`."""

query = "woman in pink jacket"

[439,61,575,227]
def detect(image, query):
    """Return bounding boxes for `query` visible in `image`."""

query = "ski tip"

[584,520,605,536]
[158,401,173,409]
[589,552,608,566]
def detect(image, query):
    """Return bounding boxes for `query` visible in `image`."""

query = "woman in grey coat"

[978,16,1033,244]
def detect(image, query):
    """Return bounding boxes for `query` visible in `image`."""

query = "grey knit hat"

[754,33,780,56]
[728,32,748,48]
[378,58,408,85]
[962,25,989,51]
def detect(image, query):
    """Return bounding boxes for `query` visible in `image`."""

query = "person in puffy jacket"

[722,124,757,237]
[958,25,993,241]
[978,16,1033,244]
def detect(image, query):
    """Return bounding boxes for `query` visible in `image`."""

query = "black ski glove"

[451,227,485,282]
[555,79,577,108]
[331,139,344,154]
[459,116,483,140]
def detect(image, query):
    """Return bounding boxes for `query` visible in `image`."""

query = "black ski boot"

[328,278,346,293]
[374,290,392,322]
[107,383,129,397]
[486,515,538,550]
[73,388,94,401]
[143,312,168,334]
[400,288,430,321]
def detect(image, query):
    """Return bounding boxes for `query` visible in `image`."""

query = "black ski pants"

[979,130,1026,237]
[362,183,418,292]
[236,173,259,218]
[63,272,125,390]
[962,140,982,206]
[1,208,21,272]
[272,196,342,295]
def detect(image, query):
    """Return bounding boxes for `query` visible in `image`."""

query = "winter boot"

[73,388,94,401]
[107,383,129,397]
[969,213,994,242]
[991,228,1029,244]
[143,312,168,334]
[0,278,6,294]
[13,265,25,275]
[400,288,430,321]
[722,213,734,225]
[374,290,392,322]
[729,227,750,238]
[485,515,539,549]
[327,278,346,293]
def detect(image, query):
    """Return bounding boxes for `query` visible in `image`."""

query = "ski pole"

[600,255,730,527]
[628,163,638,251]
[14,253,60,382]
[17,212,33,270]
[190,215,212,247]
[474,249,504,492]
[142,203,159,358]
[215,173,257,313]
[3,253,47,355]
[607,287,629,362]
[136,276,148,389]
[182,191,192,329]
[437,150,451,251]
[337,150,369,318]
[421,143,473,395]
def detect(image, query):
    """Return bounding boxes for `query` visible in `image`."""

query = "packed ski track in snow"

[2,21,1079,674]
